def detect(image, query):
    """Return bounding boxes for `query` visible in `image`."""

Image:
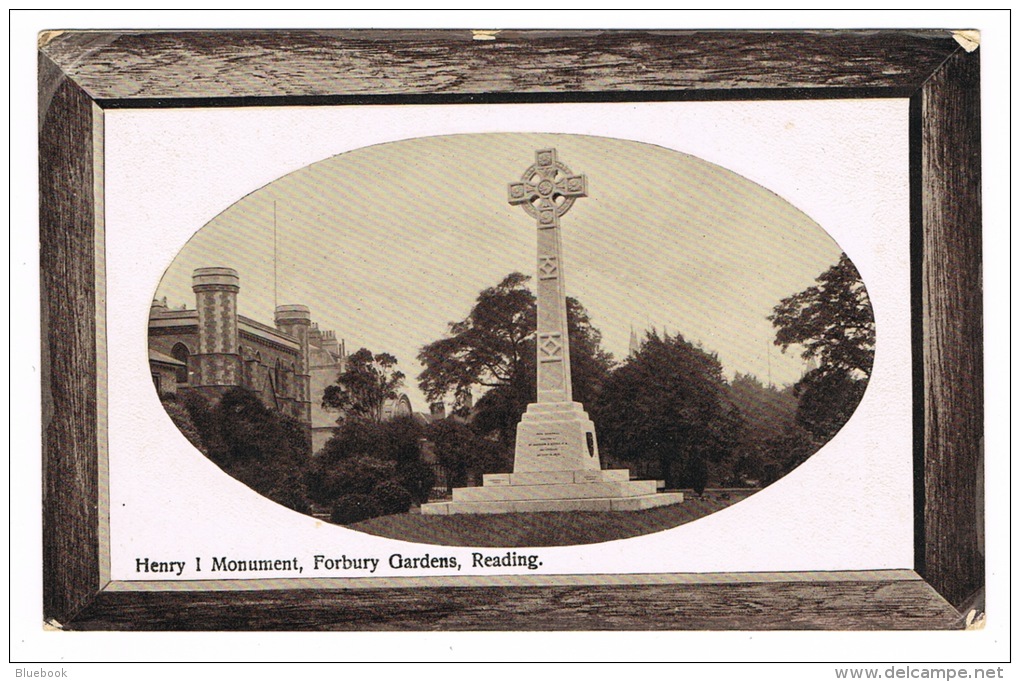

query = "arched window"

[170,343,190,384]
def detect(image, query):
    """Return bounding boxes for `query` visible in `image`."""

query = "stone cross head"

[508,148,587,228]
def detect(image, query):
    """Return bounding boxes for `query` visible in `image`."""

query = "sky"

[155,132,844,411]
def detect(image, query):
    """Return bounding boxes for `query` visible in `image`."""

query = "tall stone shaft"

[508,148,599,473]
[534,206,572,402]
[508,148,588,404]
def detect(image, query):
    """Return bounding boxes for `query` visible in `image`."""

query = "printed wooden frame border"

[39,29,982,631]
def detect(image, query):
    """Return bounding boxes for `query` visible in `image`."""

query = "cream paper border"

[103,99,912,583]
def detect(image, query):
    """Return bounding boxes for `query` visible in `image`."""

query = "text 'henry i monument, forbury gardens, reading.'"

[422,149,685,515]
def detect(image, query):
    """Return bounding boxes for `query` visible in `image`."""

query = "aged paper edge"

[105,569,921,592]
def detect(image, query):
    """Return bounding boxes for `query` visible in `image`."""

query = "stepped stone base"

[420,399,685,516]
[420,469,684,516]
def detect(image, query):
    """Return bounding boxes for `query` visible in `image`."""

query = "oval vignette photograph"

[146,133,876,548]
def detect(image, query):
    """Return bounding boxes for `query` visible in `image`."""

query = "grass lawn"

[346,489,758,547]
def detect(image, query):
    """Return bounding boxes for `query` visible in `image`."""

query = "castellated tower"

[275,304,312,423]
[191,267,241,394]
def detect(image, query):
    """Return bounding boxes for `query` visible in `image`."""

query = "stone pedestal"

[513,402,599,472]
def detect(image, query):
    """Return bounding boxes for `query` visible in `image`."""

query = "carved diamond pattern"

[539,333,563,359]
[538,256,558,279]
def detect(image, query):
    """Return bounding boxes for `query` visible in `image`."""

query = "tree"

[377,416,435,505]
[723,374,816,487]
[308,416,433,516]
[418,272,534,415]
[425,419,511,489]
[322,347,405,423]
[769,253,875,379]
[160,394,206,454]
[727,373,798,444]
[792,368,869,442]
[176,387,312,514]
[565,297,615,409]
[769,254,876,443]
[593,331,740,490]
[418,272,613,447]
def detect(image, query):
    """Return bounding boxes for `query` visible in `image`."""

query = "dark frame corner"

[39,29,982,631]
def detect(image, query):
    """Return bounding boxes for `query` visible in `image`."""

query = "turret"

[191,267,241,389]
[275,304,312,422]
[319,329,340,357]
[149,296,169,317]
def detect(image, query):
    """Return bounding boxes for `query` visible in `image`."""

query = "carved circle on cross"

[508,149,587,224]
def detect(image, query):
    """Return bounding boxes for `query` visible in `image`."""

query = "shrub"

[307,454,396,505]
[160,396,206,453]
[374,480,413,516]
[685,454,709,495]
[169,387,312,513]
[425,419,511,489]
[395,459,435,505]
[330,494,382,525]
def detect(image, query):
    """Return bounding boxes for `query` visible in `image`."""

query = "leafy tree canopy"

[769,253,875,379]
[418,272,535,410]
[425,419,511,489]
[417,272,613,445]
[322,347,405,423]
[727,373,798,444]
[769,254,876,444]
[593,330,740,489]
[175,387,312,514]
[160,394,205,454]
[310,416,433,506]
[792,367,869,442]
[721,374,816,488]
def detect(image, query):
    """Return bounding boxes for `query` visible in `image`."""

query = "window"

[170,343,190,384]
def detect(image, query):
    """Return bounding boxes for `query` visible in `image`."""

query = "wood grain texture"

[67,577,962,631]
[39,29,961,103]
[39,51,101,623]
[37,29,982,631]
[918,47,983,609]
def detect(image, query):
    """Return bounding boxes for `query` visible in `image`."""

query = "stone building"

[148,267,413,455]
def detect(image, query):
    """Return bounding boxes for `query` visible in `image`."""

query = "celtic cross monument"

[420,148,684,515]
[508,148,585,405]
[507,149,601,472]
